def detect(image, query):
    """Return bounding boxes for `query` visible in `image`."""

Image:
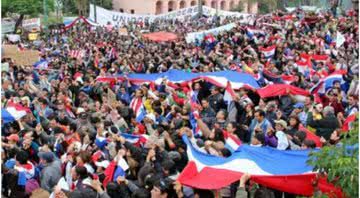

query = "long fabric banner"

[89,4,203,26]
[177,135,342,197]
[89,4,254,26]
[185,23,236,43]
[96,69,260,90]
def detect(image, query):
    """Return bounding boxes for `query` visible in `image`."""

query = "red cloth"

[341,114,356,132]
[299,124,322,147]
[317,176,344,198]
[135,124,145,135]
[142,32,178,42]
[257,84,309,98]
[103,161,116,187]
[178,161,317,196]
[172,92,186,106]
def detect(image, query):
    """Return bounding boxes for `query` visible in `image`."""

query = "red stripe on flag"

[341,114,356,132]
[299,124,322,147]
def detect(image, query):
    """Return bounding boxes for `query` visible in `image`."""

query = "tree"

[307,116,359,197]
[95,0,113,9]
[2,0,54,32]
[77,0,88,16]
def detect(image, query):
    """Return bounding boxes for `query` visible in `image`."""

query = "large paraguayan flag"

[96,69,260,90]
[178,135,318,196]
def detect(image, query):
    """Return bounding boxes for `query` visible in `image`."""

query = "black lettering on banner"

[187,7,192,14]
[131,17,137,23]
[112,15,119,22]
[119,15,126,23]
[182,9,186,15]
[177,10,182,16]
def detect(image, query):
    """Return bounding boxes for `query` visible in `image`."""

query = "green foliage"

[95,0,112,10]
[307,115,359,197]
[61,0,78,15]
[2,0,112,18]
[2,0,54,17]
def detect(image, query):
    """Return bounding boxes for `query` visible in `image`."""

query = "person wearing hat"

[38,151,62,192]
[2,134,20,150]
[291,102,307,126]
[274,120,289,150]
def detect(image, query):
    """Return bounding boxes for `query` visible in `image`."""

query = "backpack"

[25,178,40,194]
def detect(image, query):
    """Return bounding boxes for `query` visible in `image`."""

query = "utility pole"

[197,0,203,18]
[94,0,97,22]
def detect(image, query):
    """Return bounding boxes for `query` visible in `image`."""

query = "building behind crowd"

[112,0,258,15]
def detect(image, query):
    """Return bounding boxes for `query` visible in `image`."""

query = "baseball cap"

[7,134,19,142]
[293,102,304,109]
[274,119,288,129]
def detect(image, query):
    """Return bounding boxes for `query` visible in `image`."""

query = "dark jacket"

[208,93,225,112]
[200,107,216,128]
[307,113,339,140]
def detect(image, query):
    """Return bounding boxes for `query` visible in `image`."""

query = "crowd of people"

[1,5,359,198]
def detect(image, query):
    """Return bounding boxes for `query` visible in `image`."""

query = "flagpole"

[93,0,97,22]
[197,0,203,18]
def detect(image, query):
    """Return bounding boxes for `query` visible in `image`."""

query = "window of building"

[119,8,124,12]
[156,1,163,14]
[130,9,135,14]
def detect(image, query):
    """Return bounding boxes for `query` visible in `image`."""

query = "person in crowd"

[38,151,62,192]
[307,106,340,140]
[249,110,272,142]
